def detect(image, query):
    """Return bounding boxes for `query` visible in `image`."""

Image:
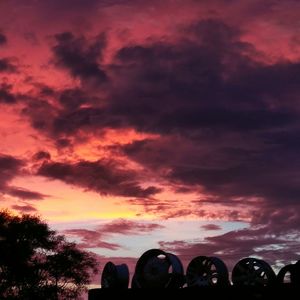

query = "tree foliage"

[0,210,98,299]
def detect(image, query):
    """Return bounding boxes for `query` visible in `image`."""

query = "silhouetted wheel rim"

[101,262,129,289]
[232,258,276,286]
[186,256,229,287]
[277,264,293,284]
[165,252,185,288]
[294,260,300,283]
[131,274,139,289]
[134,249,184,288]
[277,261,300,285]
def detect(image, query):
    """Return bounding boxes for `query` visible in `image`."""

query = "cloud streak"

[37,159,161,198]
[65,219,164,250]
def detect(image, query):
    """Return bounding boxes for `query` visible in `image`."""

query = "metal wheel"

[131,274,139,289]
[134,249,184,288]
[277,264,293,284]
[232,258,276,287]
[294,260,300,283]
[277,261,300,285]
[101,262,129,289]
[186,256,229,287]
[165,252,185,288]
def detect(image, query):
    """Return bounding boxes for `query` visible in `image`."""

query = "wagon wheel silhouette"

[133,249,184,288]
[232,258,276,287]
[186,256,229,287]
[101,262,129,289]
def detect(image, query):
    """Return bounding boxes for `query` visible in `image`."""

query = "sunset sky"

[0,0,300,278]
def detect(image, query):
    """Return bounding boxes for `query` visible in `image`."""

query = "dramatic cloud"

[0,0,300,268]
[43,19,300,142]
[3,9,300,226]
[37,159,161,197]
[108,22,299,135]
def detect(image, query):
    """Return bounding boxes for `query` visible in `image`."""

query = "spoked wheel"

[232,258,276,287]
[101,262,129,289]
[186,256,229,287]
[134,249,184,288]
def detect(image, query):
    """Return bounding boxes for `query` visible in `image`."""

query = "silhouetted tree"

[0,210,97,299]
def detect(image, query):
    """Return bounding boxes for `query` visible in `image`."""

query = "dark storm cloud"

[170,163,300,204]
[48,20,299,136]
[0,58,17,73]
[107,20,300,215]
[123,131,300,211]
[42,19,300,222]
[52,32,107,85]
[109,20,299,134]
[0,0,297,269]
[46,19,300,137]
[21,18,299,225]
[37,159,161,198]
